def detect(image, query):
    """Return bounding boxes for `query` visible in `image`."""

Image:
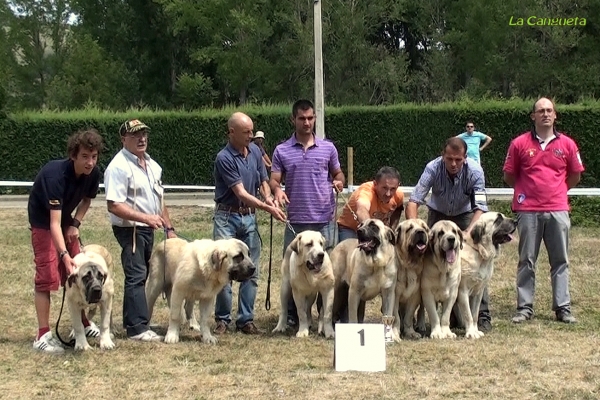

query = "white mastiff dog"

[272,230,335,339]
[67,244,115,351]
[163,238,256,345]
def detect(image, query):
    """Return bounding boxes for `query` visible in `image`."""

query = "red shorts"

[31,228,81,292]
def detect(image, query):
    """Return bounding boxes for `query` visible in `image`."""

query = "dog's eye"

[233,254,243,263]
[406,226,413,233]
[306,241,313,248]
[437,230,444,238]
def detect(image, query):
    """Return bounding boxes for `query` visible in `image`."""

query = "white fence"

[2,180,600,196]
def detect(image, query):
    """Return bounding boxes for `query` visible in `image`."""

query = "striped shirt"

[104,148,164,227]
[271,133,341,223]
[409,157,488,216]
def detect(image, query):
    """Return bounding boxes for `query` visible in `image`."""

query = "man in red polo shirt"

[503,97,584,324]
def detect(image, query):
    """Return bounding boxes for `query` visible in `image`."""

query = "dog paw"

[465,329,484,339]
[296,329,310,338]
[443,329,457,339]
[404,329,422,340]
[272,324,287,334]
[323,328,335,339]
[392,332,402,343]
[189,322,201,331]
[430,327,444,339]
[100,339,116,350]
[75,342,92,351]
[164,332,179,344]
[201,334,218,345]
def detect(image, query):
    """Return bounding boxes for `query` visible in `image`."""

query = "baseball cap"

[253,131,265,139]
[119,119,150,136]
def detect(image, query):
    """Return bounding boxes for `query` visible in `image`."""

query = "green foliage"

[173,73,217,109]
[45,34,139,110]
[2,101,600,192]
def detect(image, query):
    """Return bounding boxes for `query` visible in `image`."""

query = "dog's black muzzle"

[86,284,103,304]
[229,261,256,282]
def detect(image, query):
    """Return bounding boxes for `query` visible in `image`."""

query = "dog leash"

[336,189,359,222]
[54,235,86,348]
[55,286,76,348]
[161,228,194,300]
[265,214,274,311]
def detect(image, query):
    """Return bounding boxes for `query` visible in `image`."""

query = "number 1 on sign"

[358,329,365,346]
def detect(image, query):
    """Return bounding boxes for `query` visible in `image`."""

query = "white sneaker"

[128,330,163,342]
[33,331,65,354]
[69,321,100,340]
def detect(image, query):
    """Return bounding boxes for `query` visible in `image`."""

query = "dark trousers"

[113,226,155,337]
[427,208,491,323]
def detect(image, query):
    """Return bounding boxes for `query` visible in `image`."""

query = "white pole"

[314,0,325,139]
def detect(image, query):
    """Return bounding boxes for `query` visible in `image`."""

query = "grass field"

[1,204,599,399]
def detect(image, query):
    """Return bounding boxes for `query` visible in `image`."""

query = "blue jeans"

[112,226,154,337]
[283,221,335,323]
[213,210,261,328]
[337,224,357,243]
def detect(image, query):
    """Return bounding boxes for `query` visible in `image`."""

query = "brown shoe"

[237,322,263,335]
[213,321,228,335]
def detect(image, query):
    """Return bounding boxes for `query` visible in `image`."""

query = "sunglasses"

[466,125,474,128]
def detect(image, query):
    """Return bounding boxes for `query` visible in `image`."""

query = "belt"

[216,204,256,215]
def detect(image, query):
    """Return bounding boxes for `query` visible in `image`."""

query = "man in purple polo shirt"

[270,99,345,327]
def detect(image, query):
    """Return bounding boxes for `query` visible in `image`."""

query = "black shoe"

[556,310,577,324]
[478,319,492,333]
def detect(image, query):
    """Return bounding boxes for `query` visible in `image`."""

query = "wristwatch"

[71,218,81,228]
[59,250,69,260]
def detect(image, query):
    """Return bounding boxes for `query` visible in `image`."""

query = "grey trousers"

[427,208,491,321]
[515,211,572,317]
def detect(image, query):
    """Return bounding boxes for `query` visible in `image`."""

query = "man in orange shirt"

[337,166,404,243]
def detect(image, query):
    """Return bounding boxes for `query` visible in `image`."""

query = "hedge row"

[1,101,599,189]
[488,198,600,228]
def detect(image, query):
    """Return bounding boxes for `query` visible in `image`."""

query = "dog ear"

[470,223,485,245]
[395,225,403,245]
[428,230,436,251]
[211,250,227,270]
[289,234,301,253]
[386,227,396,245]
[67,273,78,288]
[458,229,464,250]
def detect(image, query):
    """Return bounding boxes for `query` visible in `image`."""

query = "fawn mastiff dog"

[456,212,517,338]
[392,218,429,341]
[331,219,397,325]
[420,220,463,339]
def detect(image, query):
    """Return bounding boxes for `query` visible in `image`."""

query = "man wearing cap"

[252,131,272,170]
[213,112,286,335]
[104,119,177,342]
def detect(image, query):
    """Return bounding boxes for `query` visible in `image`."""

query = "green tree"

[45,33,138,110]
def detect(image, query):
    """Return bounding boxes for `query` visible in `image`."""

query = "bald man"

[212,112,286,335]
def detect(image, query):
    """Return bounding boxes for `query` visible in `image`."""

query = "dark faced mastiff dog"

[67,244,115,351]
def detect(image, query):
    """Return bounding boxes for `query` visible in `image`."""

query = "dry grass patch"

[0,205,599,399]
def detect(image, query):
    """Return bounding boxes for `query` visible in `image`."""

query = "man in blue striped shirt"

[405,137,492,332]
